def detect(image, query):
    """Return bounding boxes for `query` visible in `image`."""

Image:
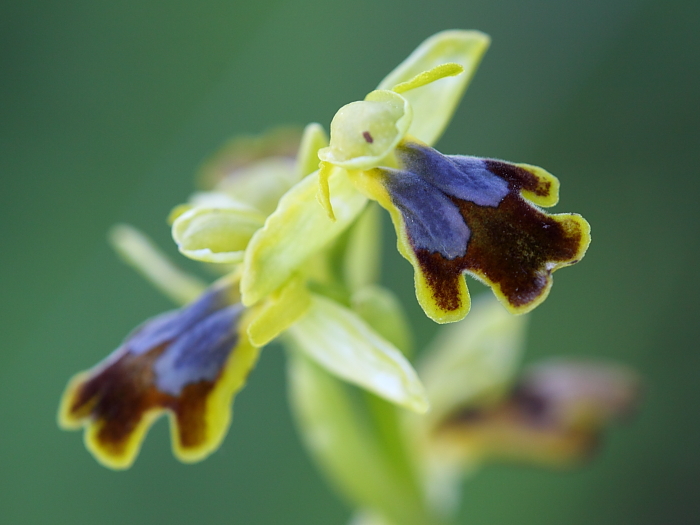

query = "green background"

[2,0,699,523]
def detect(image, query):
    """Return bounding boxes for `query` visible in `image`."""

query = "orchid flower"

[241,30,590,323]
[57,30,637,525]
[59,127,426,469]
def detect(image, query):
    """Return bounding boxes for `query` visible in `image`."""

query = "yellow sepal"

[241,168,367,307]
[246,274,312,347]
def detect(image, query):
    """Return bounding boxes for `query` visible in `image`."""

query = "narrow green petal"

[246,274,312,347]
[391,62,464,94]
[296,122,329,179]
[240,169,367,306]
[109,224,207,305]
[318,90,412,170]
[172,205,266,264]
[377,30,490,146]
[286,295,428,413]
[419,294,528,426]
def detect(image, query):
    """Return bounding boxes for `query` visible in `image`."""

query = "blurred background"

[1,0,699,523]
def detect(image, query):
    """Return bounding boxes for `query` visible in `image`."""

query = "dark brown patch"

[415,250,464,312]
[450,406,486,424]
[485,160,552,198]
[171,381,215,448]
[70,347,219,455]
[415,193,584,311]
[362,131,374,144]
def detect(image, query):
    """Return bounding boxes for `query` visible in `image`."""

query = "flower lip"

[381,167,470,260]
[353,140,590,322]
[58,282,257,468]
[154,303,244,395]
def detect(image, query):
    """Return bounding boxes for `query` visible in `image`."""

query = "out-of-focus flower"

[436,358,641,468]
[408,295,641,515]
[170,128,307,264]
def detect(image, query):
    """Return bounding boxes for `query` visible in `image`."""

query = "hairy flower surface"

[353,141,590,321]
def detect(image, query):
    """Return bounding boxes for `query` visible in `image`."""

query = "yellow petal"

[296,122,329,179]
[172,205,266,264]
[391,62,464,94]
[317,161,336,221]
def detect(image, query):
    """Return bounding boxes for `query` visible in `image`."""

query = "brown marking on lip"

[485,159,552,198]
[362,131,374,144]
[413,192,584,312]
[68,345,220,457]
